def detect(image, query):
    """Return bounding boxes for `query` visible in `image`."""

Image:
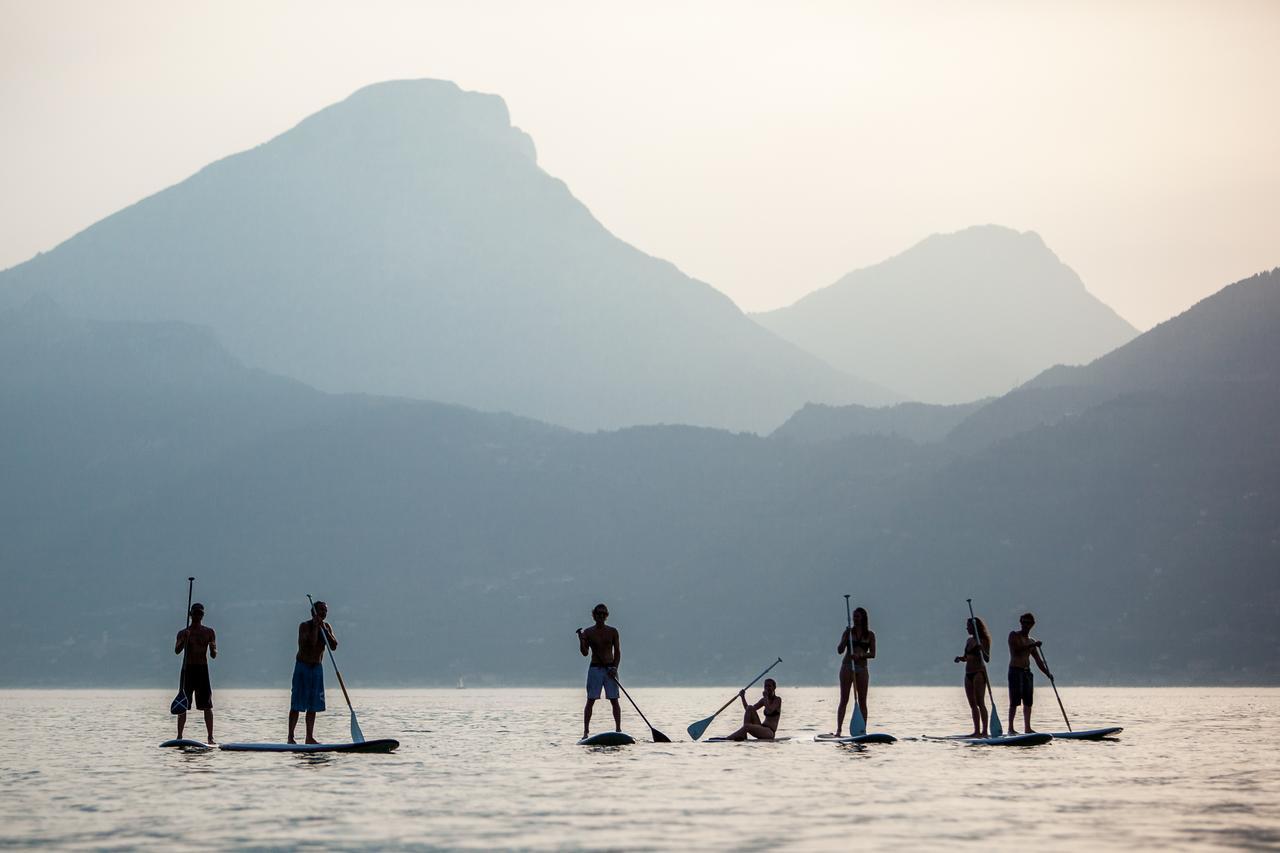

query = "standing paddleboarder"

[576,603,621,740]
[1007,612,1053,734]
[174,602,217,743]
[832,606,876,733]
[954,616,991,737]
[289,600,337,745]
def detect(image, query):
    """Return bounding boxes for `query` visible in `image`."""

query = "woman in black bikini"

[721,678,781,740]
[834,607,876,733]
[954,616,991,737]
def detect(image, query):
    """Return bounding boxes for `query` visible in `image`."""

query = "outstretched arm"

[577,628,589,657]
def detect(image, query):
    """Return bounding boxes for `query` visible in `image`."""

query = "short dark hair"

[1020,612,1035,623]
[190,603,205,614]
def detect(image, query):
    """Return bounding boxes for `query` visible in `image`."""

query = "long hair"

[968,617,991,656]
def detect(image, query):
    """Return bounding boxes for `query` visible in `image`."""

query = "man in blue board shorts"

[174,602,217,743]
[576,603,621,740]
[1007,612,1053,734]
[289,600,337,744]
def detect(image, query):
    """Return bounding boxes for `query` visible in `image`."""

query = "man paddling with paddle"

[289,600,337,745]
[174,602,217,743]
[576,603,622,740]
[1007,612,1053,735]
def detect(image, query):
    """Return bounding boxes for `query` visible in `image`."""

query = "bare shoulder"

[608,626,620,639]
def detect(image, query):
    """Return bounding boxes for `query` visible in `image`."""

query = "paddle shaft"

[1039,645,1072,732]
[709,657,783,720]
[967,599,1001,731]
[611,674,669,742]
[307,595,355,712]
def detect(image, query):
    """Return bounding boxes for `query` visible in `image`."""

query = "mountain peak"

[754,225,1138,403]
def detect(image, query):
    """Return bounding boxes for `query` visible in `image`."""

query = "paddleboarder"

[576,603,621,740]
[719,678,782,741]
[1007,612,1053,734]
[954,616,991,737]
[174,602,217,743]
[833,606,876,733]
[289,600,337,745]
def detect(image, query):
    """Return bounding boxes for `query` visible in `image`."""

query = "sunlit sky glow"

[1,0,1277,328]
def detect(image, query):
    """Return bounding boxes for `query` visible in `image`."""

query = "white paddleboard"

[925,733,1052,746]
[159,738,216,750]
[1048,727,1123,740]
[814,732,897,744]
[219,739,399,753]
[577,731,636,746]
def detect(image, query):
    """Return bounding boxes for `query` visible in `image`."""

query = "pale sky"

[1,0,1277,329]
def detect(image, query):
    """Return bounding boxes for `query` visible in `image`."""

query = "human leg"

[855,668,870,724]
[835,664,852,734]
[305,711,317,744]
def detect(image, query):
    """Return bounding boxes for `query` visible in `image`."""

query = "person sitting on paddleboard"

[1007,612,1052,735]
[174,602,217,743]
[289,600,337,745]
[832,606,876,733]
[955,616,991,737]
[577,603,621,740]
[721,678,782,741]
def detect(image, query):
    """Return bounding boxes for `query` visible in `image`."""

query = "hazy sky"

[2,1,1276,329]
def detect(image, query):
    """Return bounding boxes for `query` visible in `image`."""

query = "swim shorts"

[181,664,213,710]
[291,660,326,712]
[586,665,619,700]
[1008,666,1034,707]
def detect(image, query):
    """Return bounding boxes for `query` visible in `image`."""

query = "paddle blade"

[350,711,365,744]
[687,716,714,741]
[170,691,189,715]
[989,707,1003,738]
[651,727,672,743]
[850,702,867,737]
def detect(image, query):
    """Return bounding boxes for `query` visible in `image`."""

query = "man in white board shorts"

[576,603,621,739]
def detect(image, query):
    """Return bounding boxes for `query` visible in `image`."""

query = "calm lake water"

[1,687,1277,850]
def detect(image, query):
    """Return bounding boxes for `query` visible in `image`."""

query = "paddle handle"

[181,577,195,664]
[713,657,783,717]
[1039,646,1072,731]
[967,599,1000,721]
[307,594,354,714]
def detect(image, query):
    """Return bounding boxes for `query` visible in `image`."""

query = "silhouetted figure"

[577,603,621,739]
[721,678,782,741]
[832,606,876,733]
[955,616,991,737]
[175,602,217,743]
[1007,612,1052,734]
[288,600,337,744]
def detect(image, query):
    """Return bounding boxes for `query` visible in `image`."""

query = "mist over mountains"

[2,270,1276,687]
[755,226,1138,404]
[0,79,894,433]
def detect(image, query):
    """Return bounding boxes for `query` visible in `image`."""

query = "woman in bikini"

[720,678,782,740]
[833,606,876,734]
[954,616,992,737]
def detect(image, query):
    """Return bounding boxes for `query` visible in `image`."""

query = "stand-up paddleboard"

[926,733,1052,746]
[814,732,897,744]
[1047,727,1123,740]
[577,731,636,746]
[219,739,399,753]
[706,736,792,743]
[159,738,216,750]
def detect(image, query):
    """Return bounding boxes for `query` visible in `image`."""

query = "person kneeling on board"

[1007,612,1052,735]
[721,679,782,741]
[576,603,621,740]
[175,602,217,743]
[289,600,337,744]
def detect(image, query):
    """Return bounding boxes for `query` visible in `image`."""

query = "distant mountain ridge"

[754,225,1138,404]
[0,79,893,433]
